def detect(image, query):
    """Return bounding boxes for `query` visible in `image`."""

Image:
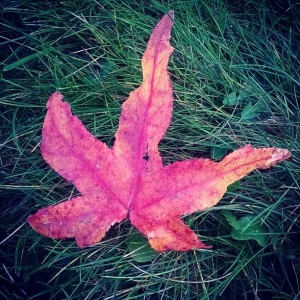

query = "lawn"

[1,0,299,299]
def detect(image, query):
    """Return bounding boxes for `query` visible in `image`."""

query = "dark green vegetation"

[1,0,299,299]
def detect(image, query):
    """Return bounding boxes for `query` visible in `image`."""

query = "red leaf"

[27,11,291,252]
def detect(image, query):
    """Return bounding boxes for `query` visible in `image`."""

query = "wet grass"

[1,0,299,299]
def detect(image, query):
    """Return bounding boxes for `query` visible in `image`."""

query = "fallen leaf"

[27,11,291,252]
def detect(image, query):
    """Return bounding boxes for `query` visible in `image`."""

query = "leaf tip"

[263,148,291,168]
[46,91,64,109]
[167,10,174,20]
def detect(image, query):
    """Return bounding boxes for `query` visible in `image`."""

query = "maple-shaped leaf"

[27,11,291,252]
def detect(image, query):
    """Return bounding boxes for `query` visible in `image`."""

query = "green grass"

[1,0,299,299]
